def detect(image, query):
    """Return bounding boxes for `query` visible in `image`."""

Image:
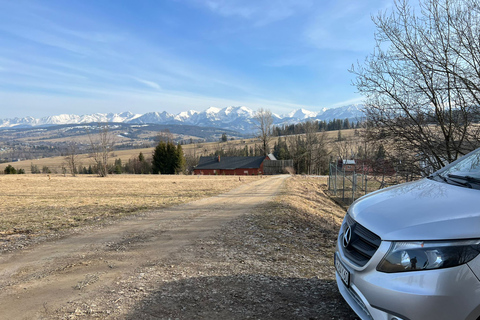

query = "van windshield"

[441,149,480,179]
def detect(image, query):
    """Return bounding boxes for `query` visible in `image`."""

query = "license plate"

[335,253,350,287]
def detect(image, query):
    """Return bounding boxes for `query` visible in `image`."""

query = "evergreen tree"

[152,141,167,174]
[376,144,387,160]
[4,165,16,174]
[165,141,176,173]
[152,141,185,174]
[273,137,290,160]
[175,144,186,173]
[337,130,343,141]
[114,158,123,174]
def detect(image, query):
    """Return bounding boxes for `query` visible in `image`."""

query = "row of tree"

[272,122,330,174]
[73,142,185,175]
[4,165,25,174]
[273,118,360,137]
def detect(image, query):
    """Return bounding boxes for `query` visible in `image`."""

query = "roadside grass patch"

[0,175,258,237]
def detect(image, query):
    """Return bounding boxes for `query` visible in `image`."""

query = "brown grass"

[245,176,346,278]
[0,174,259,235]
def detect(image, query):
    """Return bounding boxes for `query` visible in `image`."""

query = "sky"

[0,0,392,119]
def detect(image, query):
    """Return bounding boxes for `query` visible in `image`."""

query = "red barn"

[194,156,268,175]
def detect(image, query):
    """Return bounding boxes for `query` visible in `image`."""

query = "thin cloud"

[133,77,162,90]
[195,0,313,26]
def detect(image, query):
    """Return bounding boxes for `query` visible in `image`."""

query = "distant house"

[341,159,356,172]
[337,158,396,176]
[267,153,277,161]
[194,156,270,175]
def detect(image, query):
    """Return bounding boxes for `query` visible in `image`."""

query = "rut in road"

[0,175,287,319]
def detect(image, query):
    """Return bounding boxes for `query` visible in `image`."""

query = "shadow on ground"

[125,274,358,320]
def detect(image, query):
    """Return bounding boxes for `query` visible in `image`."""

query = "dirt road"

[0,175,288,319]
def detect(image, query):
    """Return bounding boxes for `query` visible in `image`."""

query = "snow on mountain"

[317,104,364,121]
[129,111,173,124]
[0,105,364,133]
[0,116,39,128]
[0,112,142,128]
[180,106,256,132]
[174,110,199,122]
[285,108,318,119]
[110,111,141,123]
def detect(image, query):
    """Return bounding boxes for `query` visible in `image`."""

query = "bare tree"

[88,124,115,177]
[157,129,174,143]
[64,142,80,177]
[351,0,480,175]
[253,108,274,156]
[311,130,330,175]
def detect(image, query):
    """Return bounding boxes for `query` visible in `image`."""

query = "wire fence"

[327,163,414,206]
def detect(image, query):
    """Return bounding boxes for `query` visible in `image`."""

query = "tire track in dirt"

[0,175,287,320]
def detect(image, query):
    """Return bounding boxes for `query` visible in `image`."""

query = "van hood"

[349,178,480,241]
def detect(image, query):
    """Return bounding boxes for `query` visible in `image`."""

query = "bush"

[4,165,17,174]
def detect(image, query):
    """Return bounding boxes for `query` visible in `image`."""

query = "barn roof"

[195,156,266,170]
[343,159,356,165]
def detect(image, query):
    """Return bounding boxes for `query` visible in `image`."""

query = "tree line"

[273,118,360,137]
[72,141,186,175]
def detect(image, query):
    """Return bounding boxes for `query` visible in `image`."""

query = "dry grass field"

[0,174,259,237]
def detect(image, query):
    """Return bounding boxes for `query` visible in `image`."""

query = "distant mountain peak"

[285,108,318,119]
[205,107,221,114]
[0,105,364,133]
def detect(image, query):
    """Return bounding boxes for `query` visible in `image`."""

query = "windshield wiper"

[447,174,480,184]
[429,173,471,188]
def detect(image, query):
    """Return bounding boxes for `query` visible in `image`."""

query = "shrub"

[4,165,17,174]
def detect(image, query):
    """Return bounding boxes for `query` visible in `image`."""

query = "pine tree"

[152,141,167,174]
[152,141,185,174]
[175,144,186,174]
[4,165,16,174]
[114,158,123,174]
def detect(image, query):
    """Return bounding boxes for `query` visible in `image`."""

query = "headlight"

[377,240,480,273]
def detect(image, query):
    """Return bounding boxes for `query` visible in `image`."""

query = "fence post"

[365,175,368,195]
[328,163,331,191]
[342,169,345,202]
[352,172,356,203]
[334,165,337,195]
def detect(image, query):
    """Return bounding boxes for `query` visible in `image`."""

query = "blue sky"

[0,0,391,118]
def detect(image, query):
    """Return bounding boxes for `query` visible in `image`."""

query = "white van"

[335,148,480,320]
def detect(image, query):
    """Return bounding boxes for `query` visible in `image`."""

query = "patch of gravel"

[50,177,358,320]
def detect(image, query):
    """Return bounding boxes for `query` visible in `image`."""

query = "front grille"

[341,214,381,267]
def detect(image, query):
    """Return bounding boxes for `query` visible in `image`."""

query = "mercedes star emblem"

[342,226,352,248]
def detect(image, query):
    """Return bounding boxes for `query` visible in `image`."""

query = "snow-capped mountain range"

[0,105,364,133]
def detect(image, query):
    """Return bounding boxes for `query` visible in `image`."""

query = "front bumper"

[335,240,480,320]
